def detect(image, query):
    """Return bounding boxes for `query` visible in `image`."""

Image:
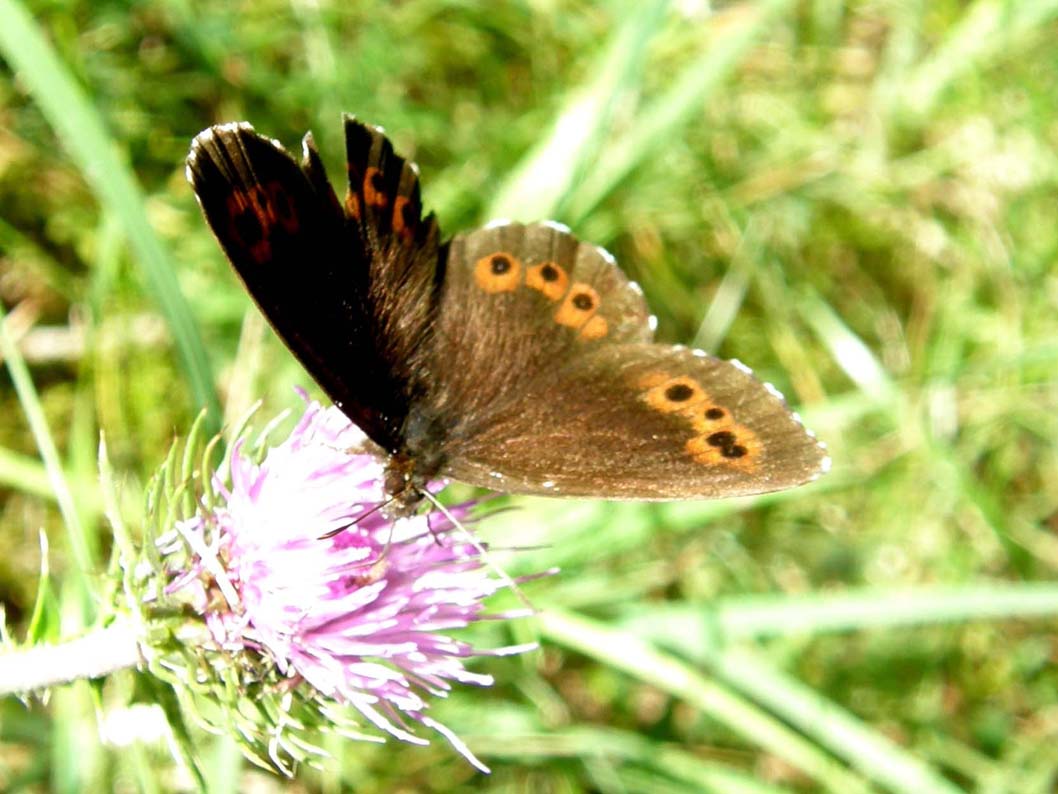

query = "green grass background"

[2,0,1058,791]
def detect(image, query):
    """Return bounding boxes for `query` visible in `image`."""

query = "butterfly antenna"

[318,503,398,582]
[318,496,395,539]
[419,489,534,612]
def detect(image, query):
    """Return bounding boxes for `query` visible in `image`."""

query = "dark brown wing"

[442,343,828,498]
[343,115,439,252]
[424,220,827,498]
[337,115,446,449]
[417,220,653,439]
[186,119,442,452]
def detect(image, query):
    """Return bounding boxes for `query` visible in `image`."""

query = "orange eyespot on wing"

[225,182,300,264]
[689,403,732,433]
[474,252,522,292]
[685,425,761,471]
[392,195,415,239]
[555,283,600,329]
[641,375,710,414]
[363,166,388,208]
[265,182,300,233]
[637,370,761,472]
[525,261,569,301]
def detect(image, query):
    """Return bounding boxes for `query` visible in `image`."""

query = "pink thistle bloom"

[165,396,535,772]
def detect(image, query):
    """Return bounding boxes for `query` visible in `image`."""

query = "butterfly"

[186,115,828,515]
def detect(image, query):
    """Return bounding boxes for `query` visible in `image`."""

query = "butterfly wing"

[186,118,441,452]
[442,342,828,498]
[419,220,653,430]
[426,221,827,498]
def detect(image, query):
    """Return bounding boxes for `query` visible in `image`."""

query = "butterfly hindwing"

[442,342,828,498]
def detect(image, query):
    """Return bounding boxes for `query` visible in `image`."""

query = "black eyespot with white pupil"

[705,407,725,420]
[540,263,560,282]
[490,255,512,275]
[572,293,594,310]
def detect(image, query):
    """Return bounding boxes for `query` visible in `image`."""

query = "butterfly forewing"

[187,122,430,451]
[343,115,440,252]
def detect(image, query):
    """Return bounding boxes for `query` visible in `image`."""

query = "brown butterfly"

[186,116,828,515]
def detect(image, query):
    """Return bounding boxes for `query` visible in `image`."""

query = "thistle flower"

[158,395,536,773]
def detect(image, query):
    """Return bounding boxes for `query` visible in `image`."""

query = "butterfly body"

[187,117,828,513]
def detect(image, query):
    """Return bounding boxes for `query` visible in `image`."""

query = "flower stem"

[0,621,141,695]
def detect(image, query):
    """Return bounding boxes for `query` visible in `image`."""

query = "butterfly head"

[381,406,451,516]
[381,454,422,517]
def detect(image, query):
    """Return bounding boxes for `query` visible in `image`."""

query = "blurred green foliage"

[1,0,1058,792]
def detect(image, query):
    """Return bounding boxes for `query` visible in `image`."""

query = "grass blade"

[621,583,1058,641]
[567,0,796,222]
[711,647,963,794]
[0,301,95,618]
[539,608,877,794]
[895,0,1058,119]
[0,0,220,429]
[487,0,670,221]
